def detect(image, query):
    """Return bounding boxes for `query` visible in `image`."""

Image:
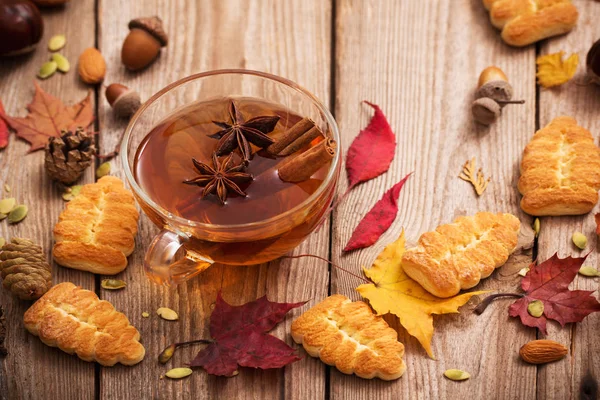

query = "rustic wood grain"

[0,1,97,399]
[536,1,600,399]
[96,0,331,399]
[331,0,537,398]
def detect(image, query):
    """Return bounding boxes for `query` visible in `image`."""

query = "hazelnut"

[121,16,168,71]
[78,47,106,84]
[475,66,513,104]
[0,0,44,56]
[105,83,142,118]
[472,97,501,126]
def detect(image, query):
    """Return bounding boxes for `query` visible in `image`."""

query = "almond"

[78,47,106,84]
[519,339,567,364]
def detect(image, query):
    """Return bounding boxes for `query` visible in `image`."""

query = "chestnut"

[0,0,44,56]
[587,38,600,85]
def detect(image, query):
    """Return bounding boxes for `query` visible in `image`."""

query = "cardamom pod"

[165,367,192,379]
[52,53,70,73]
[48,34,66,52]
[527,300,544,318]
[444,369,470,381]
[100,279,126,290]
[38,61,58,79]
[579,266,600,277]
[572,232,587,250]
[96,162,111,178]
[0,198,15,214]
[518,267,530,277]
[7,205,28,224]
[157,307,179,321]
[532,218,540,237]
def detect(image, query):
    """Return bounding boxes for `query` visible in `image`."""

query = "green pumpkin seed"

[48,34,66,52]
[444,369,470,381]
[96,162,111,178]
[165,368,192,379]
[52,53,70,73]
[159,344,176,364]
[532,218,540,237]
[0,198,16,214]
[62,185,82,201]
[579,266,600,277]
[527,300,544,318]
[7,205,27,224]
[142,311,150,318]
[572,232,587,250]
[157,307,179,321]
[518,267,530,277]
[4,184,10,193]
[38,61,58,79]
[100,279,127,290]
[0,238,5,248]
[0,213,5,221]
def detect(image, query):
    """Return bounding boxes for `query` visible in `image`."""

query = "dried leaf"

[536,51,579,88]
[190,293,305,377]
[0,82,94,152]
[356,232,486,358]
[345,101,396,189]
[509,254,600,334]
[459,158,490,196]
[0,100,9,149]
[344,173,411,252]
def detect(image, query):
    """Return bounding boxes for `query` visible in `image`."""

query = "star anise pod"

[211,101,280,162]
[183,153,252,204]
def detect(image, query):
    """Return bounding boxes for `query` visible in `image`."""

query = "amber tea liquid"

[134,97,335,268]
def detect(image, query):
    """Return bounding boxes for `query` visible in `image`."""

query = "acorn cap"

[472,97,501,126]
[475,80,513,103]
[128,16,168,47]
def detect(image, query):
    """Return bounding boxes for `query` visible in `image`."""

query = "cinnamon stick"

[267,117,322,155]
[278,138,336,183]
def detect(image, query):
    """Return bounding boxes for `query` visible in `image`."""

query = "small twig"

[158,339,214,364]
[474,293,523,315]
[496,99,525,105]
[280,254,370,284]
[459,157,490,196]
[95,128,127,161]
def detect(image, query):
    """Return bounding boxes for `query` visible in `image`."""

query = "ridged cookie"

[402,212,520,298]
[291,294,405,380]
[53,176,139,274]
[518,116,600,216]
[23,282,145,366]
[483,0,578,47]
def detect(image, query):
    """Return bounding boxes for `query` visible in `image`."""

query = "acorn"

[121,16,168,71]
[105,83,142,118]
[472,97,501,126]
[0,0,44,56]
[475,66,513,104]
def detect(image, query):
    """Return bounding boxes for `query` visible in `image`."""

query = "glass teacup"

[121,70,341,285]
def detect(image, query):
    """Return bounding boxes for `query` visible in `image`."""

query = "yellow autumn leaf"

[356,231,486,359]
[536,51,579,88]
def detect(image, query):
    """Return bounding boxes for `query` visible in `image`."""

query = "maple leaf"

[189,292,305,376]
[345,101,396,189]
[0,82,94,152]
[0,100,9,149]
[356,231,486,358]
[509,254,600,335]
[344,173,411,252]
[536,51,579,88]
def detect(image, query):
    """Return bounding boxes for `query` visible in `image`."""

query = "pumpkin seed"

[7,205,27,224]
[0,213,6,221]
[4,184,10,193]
[579,266,600,277]
[100,279,126,290]
[527,300,544,318]
[532,218,540,237]
[0,198,16,214]
[48,34,66,52]
[52,53,70,73]
[444,369,470,381]
[0,238,5,248]
[159,344,176,364]
[62,185,82,201]
[572,232,587,250]
[165,368,192,379]
[518,267,530,277]
[157,307,179,321]
[96,162,111,178]
[38,61,58,79]
[142,311,150,318]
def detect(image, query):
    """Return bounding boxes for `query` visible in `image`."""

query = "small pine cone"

[0,238,52,300]
[45,127,96,185]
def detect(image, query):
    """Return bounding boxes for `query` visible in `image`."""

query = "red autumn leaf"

[190,292,305,376]
[0,100,9,149]
[1,82,94,152]
[345,101,396,190]
[343,172,412,252]
[509,254,600,335]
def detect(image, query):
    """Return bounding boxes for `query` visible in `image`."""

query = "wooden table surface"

[1,0,599,399]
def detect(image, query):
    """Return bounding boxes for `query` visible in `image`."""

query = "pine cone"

[0,238,52,300]
[45,127,95,185]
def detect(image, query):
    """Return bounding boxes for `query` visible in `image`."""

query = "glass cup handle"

[144,229,214,286]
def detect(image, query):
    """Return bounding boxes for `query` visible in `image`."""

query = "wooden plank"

[536,1,600,399]
[96,0,331,399]
[331,0,537,398]
[0,1,97,399]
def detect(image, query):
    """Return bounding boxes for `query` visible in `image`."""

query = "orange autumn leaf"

[0,82,93,152]
[356,231,486,358]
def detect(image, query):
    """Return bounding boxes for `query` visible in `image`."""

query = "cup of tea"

[121,69,341,285]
